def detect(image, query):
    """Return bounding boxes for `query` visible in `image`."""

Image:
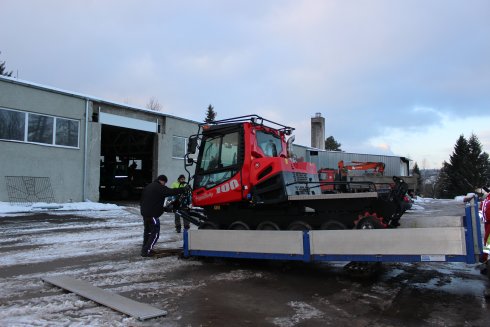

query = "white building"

[0,76,198,203]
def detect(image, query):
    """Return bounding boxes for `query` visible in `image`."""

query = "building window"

[0,108,25,141]
[28,113,54,144]
[0,107,79,148]
[56,118,79,147]
[172,136,187,159]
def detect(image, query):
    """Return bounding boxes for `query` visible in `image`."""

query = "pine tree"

[436,134,490,198]
[0,51,13,77]
[468,134,490,188]
[481,152,490,187]
[411,162,423,195]
[204,104,217,123]
[445,135,472,197]
[435,162,451,198]
[324,136,342,151]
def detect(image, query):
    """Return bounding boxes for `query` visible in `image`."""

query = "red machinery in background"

[338,160,385,176]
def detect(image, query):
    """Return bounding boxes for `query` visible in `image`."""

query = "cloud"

[1,0,489,169]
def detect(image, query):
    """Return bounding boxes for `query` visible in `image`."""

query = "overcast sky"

[1,1,489,169]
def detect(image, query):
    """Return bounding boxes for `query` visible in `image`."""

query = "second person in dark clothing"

[140,174,187,257]
[171,174,190,233]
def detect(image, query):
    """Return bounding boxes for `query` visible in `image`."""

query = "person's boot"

[176,227,181,233]
[141,249,156,257]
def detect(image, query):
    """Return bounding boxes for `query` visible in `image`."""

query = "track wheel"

[229,221,250,230]
[198,221,219,230]
[257,221,281,230]
[320,220,347,230]
[287,221,312,231]
[354,212,387,229]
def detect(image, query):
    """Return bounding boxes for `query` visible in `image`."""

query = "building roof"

[294,143,412,162]
[0,75,200,124]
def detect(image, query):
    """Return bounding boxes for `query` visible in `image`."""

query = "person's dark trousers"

[142,216,160,256]
[174,212,190,232]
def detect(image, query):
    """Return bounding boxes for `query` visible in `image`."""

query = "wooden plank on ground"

[42,275,166,321]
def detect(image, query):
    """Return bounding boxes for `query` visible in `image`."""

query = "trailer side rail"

[183,199,482,264]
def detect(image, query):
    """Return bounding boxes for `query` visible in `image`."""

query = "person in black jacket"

[140,174,186,257]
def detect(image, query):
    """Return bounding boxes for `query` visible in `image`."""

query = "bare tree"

[146,97,162,111]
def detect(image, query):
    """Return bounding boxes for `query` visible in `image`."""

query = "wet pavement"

[1,199,490,326]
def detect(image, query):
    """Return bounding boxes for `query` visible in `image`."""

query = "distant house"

[0,76,198,203]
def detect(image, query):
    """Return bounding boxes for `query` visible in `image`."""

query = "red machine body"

[192,118,318,208]
[182,115,408,230]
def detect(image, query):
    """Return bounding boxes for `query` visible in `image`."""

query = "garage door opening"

[100,125,155,201]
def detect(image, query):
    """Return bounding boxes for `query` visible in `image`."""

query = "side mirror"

[187,136,198,154]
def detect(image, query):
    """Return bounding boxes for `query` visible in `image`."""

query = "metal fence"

[5,176,55,205]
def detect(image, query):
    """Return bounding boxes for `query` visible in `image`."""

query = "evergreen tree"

[435,162,451,198]
[411,162,423,195]
[481,152,490,187]
[468,134,490,188]
[324,136,342,151]
[204,104,217,123]
[0,51,13,77]
[436,134,490,198]
[445,135,472,197]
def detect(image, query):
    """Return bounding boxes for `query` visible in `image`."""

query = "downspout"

[83,99,89,201]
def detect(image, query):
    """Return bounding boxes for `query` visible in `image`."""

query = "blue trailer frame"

[183,199,483,264]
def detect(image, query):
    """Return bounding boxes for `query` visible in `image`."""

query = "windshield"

[196,131,240,189]
[256,130,282,157]
[198,132,239,171]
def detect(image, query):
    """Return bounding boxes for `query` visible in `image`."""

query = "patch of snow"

[0,201,120,215]
[269,301,324,327]
[410,203,425,211]
[213,270,265,281]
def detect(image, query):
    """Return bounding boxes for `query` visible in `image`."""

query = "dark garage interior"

[99,125,155,200]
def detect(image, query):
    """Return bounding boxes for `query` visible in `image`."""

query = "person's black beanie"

[157,175,168,183]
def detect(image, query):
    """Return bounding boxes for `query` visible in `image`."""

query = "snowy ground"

[0,203,196,326]
[1,197,489,326]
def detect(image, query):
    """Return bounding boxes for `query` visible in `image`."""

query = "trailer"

[182,198,483,265]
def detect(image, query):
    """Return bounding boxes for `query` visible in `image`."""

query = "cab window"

[198,132,239,171]
[256,131,282,157]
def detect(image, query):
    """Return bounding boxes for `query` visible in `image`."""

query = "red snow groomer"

[179,115,408,230]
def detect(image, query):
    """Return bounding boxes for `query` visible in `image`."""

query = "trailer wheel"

[287,221,312,231]
[320,220,347,230]
[229,221,250,230]
[257,221,280,230]
[355,213,386,229]
[198,221,219,230]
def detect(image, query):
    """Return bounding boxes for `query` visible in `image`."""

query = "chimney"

[311,113,325,149]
